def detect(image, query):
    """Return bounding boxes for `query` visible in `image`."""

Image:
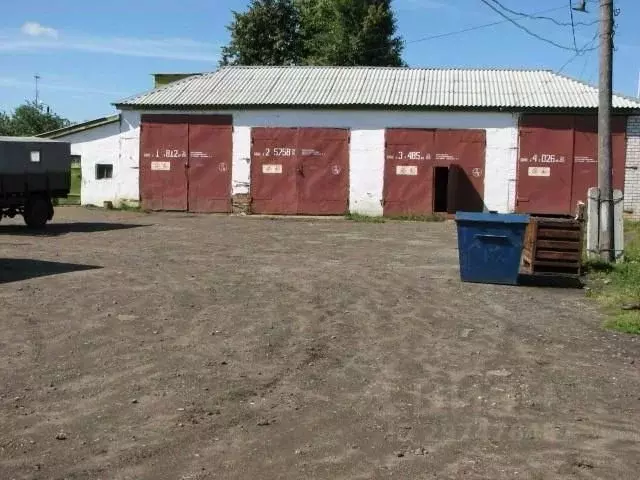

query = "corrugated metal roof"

[0,136,65,143]
[114,66,640,110]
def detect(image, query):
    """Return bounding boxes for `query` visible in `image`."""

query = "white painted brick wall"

[121,109,518,215]
[54,120,128,207]
[625,116,640,218]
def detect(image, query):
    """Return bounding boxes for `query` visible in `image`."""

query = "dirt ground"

[1,207,639,480]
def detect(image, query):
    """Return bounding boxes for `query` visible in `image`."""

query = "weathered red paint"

[140,115,232,212]
[139,120,189,211]
[383,129,486,215]
[383,129,435,216]
[517,115,627,216]
[435,129,485,213]
[250,128,349,215]
[187,121,233,213]
[251,128,298,215]
[517,115,575,215]
[571,116,626,211]
[296,128,349,215]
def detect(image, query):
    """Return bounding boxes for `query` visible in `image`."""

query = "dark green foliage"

[0,101,70,136]
[220,0,303,66]
[221,0,405,67]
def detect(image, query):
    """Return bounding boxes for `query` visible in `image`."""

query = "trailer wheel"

[24,195,51,228]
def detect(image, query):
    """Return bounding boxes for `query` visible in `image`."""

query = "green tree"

[299,0,404,66]
[0,112,13,136]
[220,0,303,66]
[0,101,70,136]
[219,0,405,67]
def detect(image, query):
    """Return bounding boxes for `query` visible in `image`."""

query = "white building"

[39,114,139,207]
[49,67,640,216]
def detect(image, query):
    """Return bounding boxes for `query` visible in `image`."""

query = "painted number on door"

[396,165,418,176]
[262,164,283,174]
[528,166,550,177]
[151,161,171,171]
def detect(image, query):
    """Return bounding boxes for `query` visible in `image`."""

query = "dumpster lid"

[455,211,530,224]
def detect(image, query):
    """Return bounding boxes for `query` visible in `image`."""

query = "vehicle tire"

[24,195,51,228]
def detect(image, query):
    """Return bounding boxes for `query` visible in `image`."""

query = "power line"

[485,0,598,27]
[512,30,600,107]
[569,0,579,52]
[478,0,599,52]
[404,5,568,48]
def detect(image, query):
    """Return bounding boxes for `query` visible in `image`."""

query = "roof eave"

[38,114,120,139]
[114,103,640,114]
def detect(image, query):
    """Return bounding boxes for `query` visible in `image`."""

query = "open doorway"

[433,166,449,213]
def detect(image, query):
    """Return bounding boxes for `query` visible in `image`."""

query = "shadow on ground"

[0,258,102,284]
[0,222,148,237]
[518,274,584,289]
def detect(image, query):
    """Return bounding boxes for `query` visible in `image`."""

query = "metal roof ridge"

[113,72,205,106]
[37,114,120,138]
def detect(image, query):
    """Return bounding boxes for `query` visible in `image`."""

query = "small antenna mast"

[34,74,41,107]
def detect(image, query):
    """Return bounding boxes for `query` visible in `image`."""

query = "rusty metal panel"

[518,115,628,216]
[383,129,485,215]
[297,128,349,215]
[516,115,574,215]
[187,121,232,213]
[139,120,188,211]
[250,128,298,214]
[435,129,486,213]
[142,114,232,125]
[571,115,598,211]
[383,129,435,216]
[571,116,626,212]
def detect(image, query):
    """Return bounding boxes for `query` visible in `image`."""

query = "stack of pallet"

[521,217,584,277]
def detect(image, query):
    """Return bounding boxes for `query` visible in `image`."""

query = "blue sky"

[1,0,638,122]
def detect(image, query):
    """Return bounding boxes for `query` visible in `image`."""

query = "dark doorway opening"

[433,166,449,213]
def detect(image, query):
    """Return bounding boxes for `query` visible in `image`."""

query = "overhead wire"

[569,0,579,52]
[358,5,569,55]
[512,30,600,108]
[484,0,598,27]
[478,0,591,52]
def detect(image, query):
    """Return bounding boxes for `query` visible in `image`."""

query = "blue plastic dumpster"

[455,211,530,285]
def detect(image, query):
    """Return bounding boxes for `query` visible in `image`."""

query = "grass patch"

[388,213,446,222]
[345,212,448,223]
[345,213,386,223]
[116,202,143,212]
[587,220,640,335]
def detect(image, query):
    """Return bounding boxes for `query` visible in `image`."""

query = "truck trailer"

[0,136,71,228]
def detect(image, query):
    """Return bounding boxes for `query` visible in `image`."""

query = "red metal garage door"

[384,129,435,216]
[435,130,486,213]
[251,128,298,215]
[384,129,486,215]
[297,128,349,215]
[571,116,626,210]
[187,117,233,213]
[140,119,189,211]
[250,128,349,215]
[517,115,627,216]
[516,116,575,215]
[140,115,232,212]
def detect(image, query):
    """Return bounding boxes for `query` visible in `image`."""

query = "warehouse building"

[38,114,138,207]
[67,66,640,216]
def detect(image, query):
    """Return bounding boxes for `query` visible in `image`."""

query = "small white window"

[30,150,41,163]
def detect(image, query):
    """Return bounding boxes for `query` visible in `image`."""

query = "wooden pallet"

[522,217,584,277]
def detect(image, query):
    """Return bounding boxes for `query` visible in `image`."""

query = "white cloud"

[0,30,220,62]
[21,21,59,39]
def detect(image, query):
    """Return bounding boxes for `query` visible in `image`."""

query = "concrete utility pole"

[598,0,614,262]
